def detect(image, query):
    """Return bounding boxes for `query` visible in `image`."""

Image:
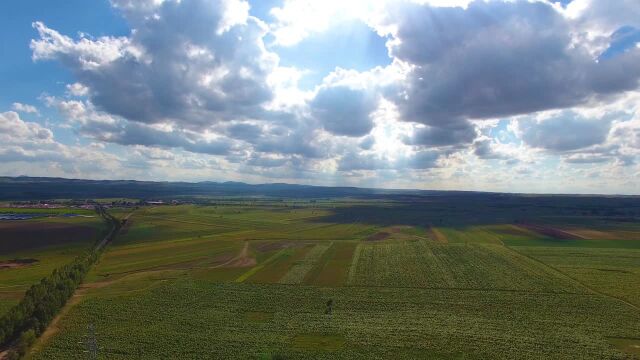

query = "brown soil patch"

[492,225,534,237]
[255,241,308,253]
[218,241,256,268]
[228,256,257,268]
[210,252,236,265]
[519,224,582,240]
[256,241,292,253]
[365,231,390,242]
[0,222,98,252]
[389,226,410,233]
[562,228,634,240]
[0,258,38,270]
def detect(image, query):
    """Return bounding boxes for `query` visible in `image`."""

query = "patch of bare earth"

[365,232,391,242]
[519,224,583,240]
[255,241,308,253]
[0,222,98,252]
[217,241,256,268]
[389,226,408,233]
[560,228,628,240]
[0,258,38,270]
[492,225,535,237]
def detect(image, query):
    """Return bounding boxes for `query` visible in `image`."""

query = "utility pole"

[84,323,98,360]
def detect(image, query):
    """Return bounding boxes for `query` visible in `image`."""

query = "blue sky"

[1,0,639,194]
[0,1,127,107]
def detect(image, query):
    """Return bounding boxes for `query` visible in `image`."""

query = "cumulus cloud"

[11,103,39,115]
[379,0,640,132]
[310,85,377,137]
[46,96,236,155]
[0,111,121,175]
[517,111,612,152]
[252,122,328,158]
[405,122,476,148]
[473,137,507,160]
[0,112,52,143]
[338,151,392,171]
[31,0,277,129]
[406,150,440,169]
[566,0,640,34]
[564,154,611,164]
[18,0,640,192]
[66,83,89,97]
[338,148,441,171]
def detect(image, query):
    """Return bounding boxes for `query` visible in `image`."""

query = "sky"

[1,0,640,194]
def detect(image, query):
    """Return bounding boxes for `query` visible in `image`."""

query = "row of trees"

[0,206,121,358]
[0,252,98,358]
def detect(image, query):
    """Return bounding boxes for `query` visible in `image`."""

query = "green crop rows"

[32,280,640,359]
[8,201,639,359]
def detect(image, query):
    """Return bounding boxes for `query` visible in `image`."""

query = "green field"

[8,201,639,359]
[0,209,108,316]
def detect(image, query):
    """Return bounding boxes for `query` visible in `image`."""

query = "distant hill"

[1,176,637,201]
[0,176,455,200]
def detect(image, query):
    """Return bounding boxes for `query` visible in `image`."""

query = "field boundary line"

[235,249,287,283]
[134,215,236,229]
[279,242,332,285]
[507,246,640,313]
[340,283,598,295]
[347,243,362,285]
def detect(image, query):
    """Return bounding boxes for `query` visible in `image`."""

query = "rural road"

[0,208,133,360]
[95,207,134,251]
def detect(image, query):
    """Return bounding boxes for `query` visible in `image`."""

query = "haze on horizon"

[1,0,639,194]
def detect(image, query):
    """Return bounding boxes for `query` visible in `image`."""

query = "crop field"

[5,199,638,359]
[31,281,640,359]
[0,210,107,316]
[348,240,587,292]
[514,246,640,307]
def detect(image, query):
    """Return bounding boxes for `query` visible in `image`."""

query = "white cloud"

[13,0,640,193]
[516,111,613,152]
[31,0,278,128]
[11,103,39,115]
[66,83,89,97]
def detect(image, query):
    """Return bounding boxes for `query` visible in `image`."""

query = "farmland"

[0,209,107,316]
[0,195,637,359]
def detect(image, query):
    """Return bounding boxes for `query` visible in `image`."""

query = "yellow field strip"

[235,249,288,283]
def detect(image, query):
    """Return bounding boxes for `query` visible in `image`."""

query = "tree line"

[0,206,121,359]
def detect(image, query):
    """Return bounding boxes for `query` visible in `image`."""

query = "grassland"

[16,200,640,359]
